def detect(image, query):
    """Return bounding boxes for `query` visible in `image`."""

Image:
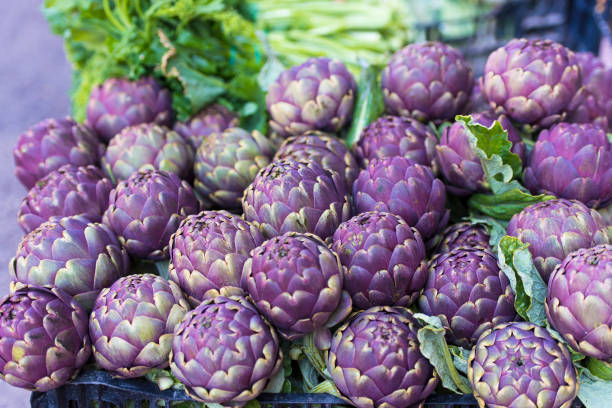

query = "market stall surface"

[0,0,72,406]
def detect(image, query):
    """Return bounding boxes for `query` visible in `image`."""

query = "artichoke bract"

[352,156,449,240]
[18,165,114,233]
[436,112,526,195]
[466,76,489,113]
[419,247,516,347]
[430,222,490,254]
[382,42,474,122]
[567,52,611,130]
[242,159,351,239]
[14,117,104,189]
[524,122,612,208]
[90,274,190,378]
[274,132,359,188]
[482,38,581,128]
[243,232,351,347]
[169,211,265,306]
[546,244,612,361]
[170,296,283,405]
[173,103,238,149]
[0,285,91,392]
[86,77,173,142]
[266,57,356,137]
[468,322,579,408]
[103,170,199,260]
[331,211,427,309]
[507,199,610,282]
[355,115,438,170]
[194,128,275,210]
[10,215,129,311]
[328,306,438,408]
[102,123,194,182]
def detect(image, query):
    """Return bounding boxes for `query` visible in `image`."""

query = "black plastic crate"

[30,370,585,408]
[416,0,601,74]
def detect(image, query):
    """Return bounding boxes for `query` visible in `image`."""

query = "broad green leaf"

[414,314,472,394]
[469,190,555,221]
[497,236,547,326]
[456,115,522,190]
[578,371,612,408]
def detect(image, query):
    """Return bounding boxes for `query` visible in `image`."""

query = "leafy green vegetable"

[456,115,555,220]
[43,0,265,127]
[414,313,472,394]
[497,236,547,326]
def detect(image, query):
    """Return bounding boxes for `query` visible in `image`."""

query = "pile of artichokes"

[4,37,612,408]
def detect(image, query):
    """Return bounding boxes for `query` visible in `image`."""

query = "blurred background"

[1,0,611,406]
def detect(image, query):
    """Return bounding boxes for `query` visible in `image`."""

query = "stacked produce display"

[4,4,612,406]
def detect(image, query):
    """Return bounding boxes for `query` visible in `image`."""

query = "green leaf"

[467,215,507,249]
[578,371,612,408]
[456,115,554,220]
[414,314,472,394]
[310,379,341,396]
[155,260,170,280]
[469,190,555,221]
[497,236,547,326]
[298,358,320,392]
[345,61,384,147]
[456,115,522,191]
[586,358,612,381]
[301,333,331,380]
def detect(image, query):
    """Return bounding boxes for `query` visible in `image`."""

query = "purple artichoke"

[468,322,579,408]
[274,131,359,188]
[507,198,610,282]
[266,57,356,137]
[466,76,489,113]
[352,156,449,240]
[10,215,129,311]
[524,122,612,208]
[546,244,612,361]
[436,112,526,196]
[0,285,91,392]
[328,306,438,408]
[102,123,194,182]
[170,296,282,405]
[102,170,199,260]
[331,211,428,309]
[169,210,265,306]
[194,128,275,210]
[355,115,438,170]
[18,165,113,233]
[90,274,190,378]
[243,232,352,346]
[86,77,173,142]
[567,52,611,130]
[418,247,516,347]
[431,222,490,254]
[382,41,474,122]
[173,104,238,149]
[242,159,351,239]
[14,117,104,189]
[482,38,581,128]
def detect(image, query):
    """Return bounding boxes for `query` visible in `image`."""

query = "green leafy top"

[43,0,265,128]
